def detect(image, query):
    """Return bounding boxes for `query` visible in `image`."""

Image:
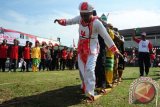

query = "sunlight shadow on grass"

[0,85,84,107]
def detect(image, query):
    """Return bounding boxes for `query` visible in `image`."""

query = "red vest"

[68,52,73,59]
[23,46,31,59]
[10,45,19,59]
[41,47,46,59]
[0,44,8,58]
[62,49,67,59]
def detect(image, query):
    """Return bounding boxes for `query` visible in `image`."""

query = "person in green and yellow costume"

[105,23,115,88]
[31,40,41,72]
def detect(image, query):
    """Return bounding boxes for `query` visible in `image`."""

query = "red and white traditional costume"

[56,2,118,97]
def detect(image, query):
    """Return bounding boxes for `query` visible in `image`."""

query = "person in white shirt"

[54,2,121,102]
[132,30,152,76]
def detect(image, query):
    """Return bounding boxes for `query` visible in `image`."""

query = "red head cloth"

[79,2,94,13]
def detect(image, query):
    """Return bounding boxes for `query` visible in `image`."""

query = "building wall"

[124,34,160,48]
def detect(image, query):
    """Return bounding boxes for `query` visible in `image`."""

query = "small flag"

[100,14,107,21]
[100,13,109,22]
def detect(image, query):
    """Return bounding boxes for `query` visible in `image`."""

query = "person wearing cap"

[31,40,41,72]
[54,2,121,101]
[22,41,31,72]
[9,39,19,72]
[0,39,8,72]
[132,30,152,76]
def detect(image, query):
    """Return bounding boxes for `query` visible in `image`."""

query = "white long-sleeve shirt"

[58,16,118,55]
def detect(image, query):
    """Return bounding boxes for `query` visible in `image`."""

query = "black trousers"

[68,59,73,70]
[9,59,18,72]
[95,50,106,88]
[61,59,66,70]
[24,59,30,72]
[138,52,151,76]
[39,59,46,71]
[0,58,7,72]
[51,58,56,70]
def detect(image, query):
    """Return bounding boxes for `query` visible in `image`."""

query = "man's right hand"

[54,19,66,26]
[54,19,59,23]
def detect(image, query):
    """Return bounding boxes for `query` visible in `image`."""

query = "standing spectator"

[31,40,41,72]
[67,49,74,70]
[50,46,55,70]
[73,49,78,69]
[132,30,152,76]
[61,47,67,70]
[56,48,61,70]
[51,46,56,70]
[59,49,63,70]
[46,46,52,71]
[39,42,47,71]
[0,39,8,72]
[124,52,128,67]
[29,42,33,68]
[150,49,156,67]
[9,39,19,72]
[22,41,31,72]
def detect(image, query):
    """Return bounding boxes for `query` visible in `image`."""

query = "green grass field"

[0,67,160,107]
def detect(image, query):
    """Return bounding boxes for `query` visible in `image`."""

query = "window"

[156,36,160,39]
[147,36,155,39]
[124,38,131,41]
[0,29,4,34]
[26,36,29,39]
[20,34,24,39]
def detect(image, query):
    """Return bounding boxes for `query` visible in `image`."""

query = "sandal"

[85,93,95,103]
[99,89,107,95]
[86,96,94,103]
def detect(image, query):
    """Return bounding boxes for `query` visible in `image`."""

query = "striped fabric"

[105,57,114,71]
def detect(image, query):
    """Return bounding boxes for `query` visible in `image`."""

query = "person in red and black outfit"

[61,47,67,70]
[39,42,47,71]
[22,41,31,72]
[9,39,19,72]
[0,39,8,72]
[67,49,73,70]
[132,31,152,76]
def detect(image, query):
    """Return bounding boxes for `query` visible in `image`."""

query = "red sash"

[78,16,98,64]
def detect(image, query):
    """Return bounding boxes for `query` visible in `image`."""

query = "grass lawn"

[0,67,160,107]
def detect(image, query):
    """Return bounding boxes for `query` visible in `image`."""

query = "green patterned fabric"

[105,57,114,71]
[32,58,40,66]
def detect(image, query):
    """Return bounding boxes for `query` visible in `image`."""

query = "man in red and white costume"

[54,2,121,101]
[132,30,152,76]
